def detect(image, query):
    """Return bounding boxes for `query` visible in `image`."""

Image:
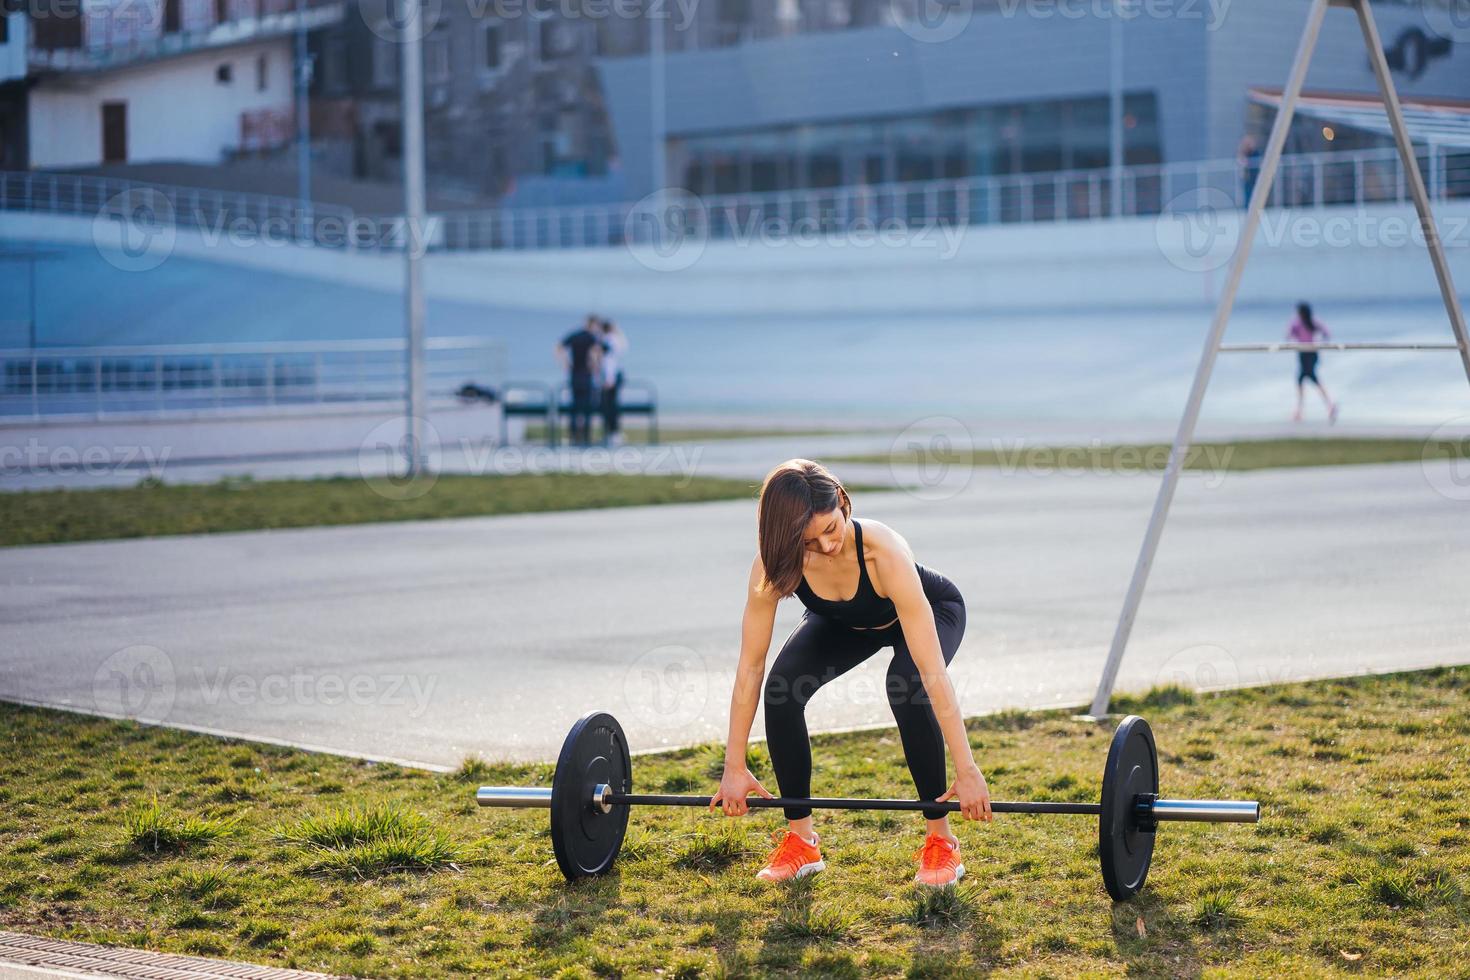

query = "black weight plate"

[551,710,631,880]
[1099,715,1159,901]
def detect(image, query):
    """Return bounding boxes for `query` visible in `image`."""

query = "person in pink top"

[1288,302,1339,423]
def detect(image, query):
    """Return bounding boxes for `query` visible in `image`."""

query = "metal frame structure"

[1088,0,1470,718]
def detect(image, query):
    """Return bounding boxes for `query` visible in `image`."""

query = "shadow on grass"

[525,872,624,952]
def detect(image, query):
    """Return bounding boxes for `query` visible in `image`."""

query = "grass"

[0,472,761,547]
[2,667,1469,976]
[837,436,1470,473]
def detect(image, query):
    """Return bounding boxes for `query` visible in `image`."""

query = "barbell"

[476,710,1260,900]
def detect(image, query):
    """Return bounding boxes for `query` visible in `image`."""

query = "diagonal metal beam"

[1086,0,1331,718]
[1350,0,1470,385]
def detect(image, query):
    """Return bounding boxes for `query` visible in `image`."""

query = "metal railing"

[0,338,507,422]
[4,145,1466,256]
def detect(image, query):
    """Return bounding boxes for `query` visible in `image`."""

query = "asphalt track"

[3,455,1467,769]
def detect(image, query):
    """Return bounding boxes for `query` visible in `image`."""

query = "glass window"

[372,37,398,88]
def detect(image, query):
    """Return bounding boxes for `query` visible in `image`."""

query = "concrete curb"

[0,932,346,980]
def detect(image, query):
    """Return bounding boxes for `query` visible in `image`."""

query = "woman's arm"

[872,531,992,821]
[712,557,781,816]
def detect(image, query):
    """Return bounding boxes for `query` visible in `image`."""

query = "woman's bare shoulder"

[856,519,914,560]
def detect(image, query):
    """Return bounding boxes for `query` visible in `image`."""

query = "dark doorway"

[164,0,182,33]
[102,102,127,163]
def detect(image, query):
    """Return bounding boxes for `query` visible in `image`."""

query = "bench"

[556,378,658,445]
[496,381,556,446]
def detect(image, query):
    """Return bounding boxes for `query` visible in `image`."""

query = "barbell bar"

[475,711,1261,900]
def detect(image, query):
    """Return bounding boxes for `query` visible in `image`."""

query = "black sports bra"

[794,521,899,629]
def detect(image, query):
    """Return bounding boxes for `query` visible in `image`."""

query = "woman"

[711,460,991,886]
[599,319,628,446]
[1288,302,1339,423]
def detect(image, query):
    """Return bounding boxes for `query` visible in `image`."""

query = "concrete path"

[3,457,1466,767]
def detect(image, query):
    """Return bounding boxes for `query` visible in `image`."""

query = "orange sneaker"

[756,829,825,882]
[914,832,965,887]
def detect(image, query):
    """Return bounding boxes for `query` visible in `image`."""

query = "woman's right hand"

[710,766,775,816]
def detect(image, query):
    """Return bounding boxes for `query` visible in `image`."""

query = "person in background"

[1237,134,1263,206]
[555,315,605,446]
[1288,301,1339,424]
[599,318,629,447]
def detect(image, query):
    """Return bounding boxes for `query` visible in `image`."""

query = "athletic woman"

[710,459,991,886]
[1288,302,1339,423]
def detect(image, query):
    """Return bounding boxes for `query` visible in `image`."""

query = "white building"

[2,0,341,170]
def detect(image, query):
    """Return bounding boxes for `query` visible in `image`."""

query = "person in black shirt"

[555,315,606,446]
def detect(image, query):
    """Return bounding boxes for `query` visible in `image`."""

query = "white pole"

[295,0,313,240]
[1087,0,1331,719]
[649,3,667,196]
[400,0,427,475]
[1109,0,1125,216]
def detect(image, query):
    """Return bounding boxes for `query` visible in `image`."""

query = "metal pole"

[649,2,667,196]
[1087,0,1330,719]
[28,256,37,349]
[400,0,428,475]
[295,0,314,242]
[1351,0,1470,385]
[1109,0,1126,216]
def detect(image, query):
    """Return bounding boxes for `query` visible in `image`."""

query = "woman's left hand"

[937,764,992,822]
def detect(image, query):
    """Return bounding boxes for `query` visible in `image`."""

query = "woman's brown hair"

[757,459,851,597]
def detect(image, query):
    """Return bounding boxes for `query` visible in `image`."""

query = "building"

[598,0,1470,203]
[0,0,341,171]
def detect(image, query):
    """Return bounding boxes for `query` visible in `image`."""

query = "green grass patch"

[0,472,759,547]
[838,436,1470,474]
[123,801,238,855]
[3,667,1470,975]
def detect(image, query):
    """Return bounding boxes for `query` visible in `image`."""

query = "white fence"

[0,338,506,422]
[2,146,1466,255]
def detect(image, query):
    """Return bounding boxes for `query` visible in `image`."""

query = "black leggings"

[762,571,966,820]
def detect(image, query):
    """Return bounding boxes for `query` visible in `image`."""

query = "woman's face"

[802,509,847,558]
